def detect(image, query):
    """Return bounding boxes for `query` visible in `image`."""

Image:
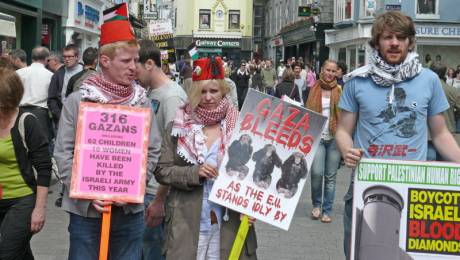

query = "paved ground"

[31,167,351,260]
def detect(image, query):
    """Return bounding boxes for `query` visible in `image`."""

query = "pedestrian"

[452,70,460,89]
[231,60,250,110]
[336,61,347,87]
[16,46,53,139]
[45,51,64,73]
[274,68,301,103]
[65,47,98,96]
[336,11,460,259]
[249,64,264,92]
[53,5,162,259]
[224,66,239,108]
[293,62,307,103]
[9,49,27,69]
[305,62,317,88]
[154,56,257,260]
[136,39,188,260]
[47,44,83,127]
[305,60,342,223]
[445,67,455,86]
[261,60,277,95]
[0,68,52,259]
[277,60,286,81]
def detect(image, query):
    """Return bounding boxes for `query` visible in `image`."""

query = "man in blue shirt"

[336,11,460,259]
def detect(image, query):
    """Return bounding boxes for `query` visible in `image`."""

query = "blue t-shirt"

[339,68,448,161]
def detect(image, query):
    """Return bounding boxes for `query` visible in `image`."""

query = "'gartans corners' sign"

[195,39,240,48]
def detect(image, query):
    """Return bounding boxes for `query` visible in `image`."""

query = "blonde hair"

[187,79,230,109]
[99,40,139,59]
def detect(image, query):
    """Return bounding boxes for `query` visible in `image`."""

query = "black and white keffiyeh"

[344,49,422,87]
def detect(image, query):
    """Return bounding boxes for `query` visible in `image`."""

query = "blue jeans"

[310,139,341,215]
[68,208,144,260]
[143,193,165,260]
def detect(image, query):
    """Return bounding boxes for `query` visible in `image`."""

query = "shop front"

[0,12,16,55]
[64,0,102,53]
[327,22,460,72]
[191,36,251,62]
[415,23,460,69]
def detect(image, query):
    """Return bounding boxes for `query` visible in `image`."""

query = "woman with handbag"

[274,68,301,103]
[0,68,52,259]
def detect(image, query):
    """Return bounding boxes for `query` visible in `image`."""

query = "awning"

[0,12,16,38]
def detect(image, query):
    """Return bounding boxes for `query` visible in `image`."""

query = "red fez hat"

[192,57,225,81]
[100,3,135,46]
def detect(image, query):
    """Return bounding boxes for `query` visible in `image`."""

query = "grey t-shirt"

[146,80,188,194]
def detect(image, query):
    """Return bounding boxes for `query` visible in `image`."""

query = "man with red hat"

[53,3,162,259]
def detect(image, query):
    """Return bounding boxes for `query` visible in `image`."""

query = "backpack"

[18,112,60,184]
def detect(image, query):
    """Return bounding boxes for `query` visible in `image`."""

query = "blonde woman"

[155,57,257,260]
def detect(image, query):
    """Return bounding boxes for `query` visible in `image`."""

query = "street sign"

[143,0,158,20]
[385,4,401,11]
[298,6,311,17]
[143,11,158,20]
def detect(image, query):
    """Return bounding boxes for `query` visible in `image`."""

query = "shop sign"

[75,1,84,25]
[195,39,240,48]
[84,5,100,29]
[148,20,173,36]
[298,6,311,17]
[150,33,176,63]
[416,24,460,38]
[272,36,283,47]
[385,4,401,11]
[143,0,158,20]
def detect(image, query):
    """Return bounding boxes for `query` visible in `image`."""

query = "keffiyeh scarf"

[344,49,422,87]
[80,73,146,106]
[172,97,239,165]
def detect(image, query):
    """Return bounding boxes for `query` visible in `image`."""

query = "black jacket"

[47,66,66,125]
[231,71,250,89]
[10,109,52,191]
[274,80,301,102]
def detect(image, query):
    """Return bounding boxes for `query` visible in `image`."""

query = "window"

[417,0,436,14]
[361,0,378,18]
[335,0,353,23]
[228,10,240,30]
[416,0,439,19]
[345,0,352,19]
[199,9,211,29]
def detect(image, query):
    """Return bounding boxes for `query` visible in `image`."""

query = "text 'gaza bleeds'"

[358,163,460,187]
[240,98,314,156]
[214,180,288,223]
[406,188,460,256]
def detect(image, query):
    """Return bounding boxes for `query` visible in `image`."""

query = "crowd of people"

[0,9,460,260]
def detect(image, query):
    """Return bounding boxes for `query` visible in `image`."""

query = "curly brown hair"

[369,11,416,50]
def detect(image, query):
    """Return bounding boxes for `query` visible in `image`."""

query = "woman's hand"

[198,163,218,179]
[240,214,256,226]
[30,206,46,233]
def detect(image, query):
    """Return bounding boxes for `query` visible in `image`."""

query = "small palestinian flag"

[187,42,199,61]
[103,3,129,22]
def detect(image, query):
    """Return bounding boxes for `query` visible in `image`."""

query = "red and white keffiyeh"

[171,97,238,165]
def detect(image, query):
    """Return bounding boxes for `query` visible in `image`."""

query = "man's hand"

[30,206,46,233]
[92,200,113,213]
[145,198,165,228]
[344,148,364,168]
[198,163,218,179]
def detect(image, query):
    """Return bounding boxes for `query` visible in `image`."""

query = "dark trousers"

[0,194,36,260]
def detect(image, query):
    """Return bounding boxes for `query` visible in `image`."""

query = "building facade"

[263,0,334,69]
[0,0,66,59]
[173,0,253,62]
[326,0,460,72]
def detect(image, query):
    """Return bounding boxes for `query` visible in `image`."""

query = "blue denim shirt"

[199,140,223,232]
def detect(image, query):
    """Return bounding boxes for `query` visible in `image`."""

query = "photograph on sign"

[351,158,460,260]
[70,102,152,203]
[209,89,327,230]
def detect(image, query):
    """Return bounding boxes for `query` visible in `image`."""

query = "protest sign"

[351,158,460,260]
[70,102,151,203]
[209,89,327,230]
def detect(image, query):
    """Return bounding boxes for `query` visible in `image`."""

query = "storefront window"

[349,48,356,71]
[199,9,211,29]
[358,48,366,67]
[338,48,346,63]
[229,10,240,30]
